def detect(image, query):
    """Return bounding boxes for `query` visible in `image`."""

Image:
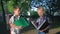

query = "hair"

[13,5,21,10]
[37,6,44,11]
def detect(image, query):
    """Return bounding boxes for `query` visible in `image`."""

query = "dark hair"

[37,6,44,11]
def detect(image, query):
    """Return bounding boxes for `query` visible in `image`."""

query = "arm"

[40,17,51,32]
[10,23,22,29]
[40,25,50,32]
[10,23,16,28]
[9,16,22,29]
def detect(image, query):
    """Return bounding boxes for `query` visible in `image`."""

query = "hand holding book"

[14,17,29,28]
[31,20,46,30]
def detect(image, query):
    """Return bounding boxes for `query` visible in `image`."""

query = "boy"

[9,6,22,34]
[31,6,50,34]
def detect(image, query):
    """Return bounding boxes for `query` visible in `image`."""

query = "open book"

[37,20,46,30]
[31,20,46,30]
[14,17,29,28]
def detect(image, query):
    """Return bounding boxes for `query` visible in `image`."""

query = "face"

[37,8,44,17]
[14,8,20,16]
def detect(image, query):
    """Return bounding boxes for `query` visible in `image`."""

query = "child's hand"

[40,30,44,32]
[15,26,18,28]
[18,26,22,29]
[15,26,22,29]
[31,21,34,24]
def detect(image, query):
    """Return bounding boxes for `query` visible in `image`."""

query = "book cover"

[14,17,29,28]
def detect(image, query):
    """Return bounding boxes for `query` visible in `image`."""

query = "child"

[31,6,50,34]
[9,6,22,34]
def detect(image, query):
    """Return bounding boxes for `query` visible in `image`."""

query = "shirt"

[9,15,20,31]
[9,15,20,24]
[36,16,50,30]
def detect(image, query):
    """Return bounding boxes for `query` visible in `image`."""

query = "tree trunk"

[0,0,8,34]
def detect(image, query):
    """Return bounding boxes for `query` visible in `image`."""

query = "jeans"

[37,30,46,34]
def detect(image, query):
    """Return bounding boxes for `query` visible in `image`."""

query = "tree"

[0,0,7,34]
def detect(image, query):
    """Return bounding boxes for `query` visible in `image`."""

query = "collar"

[13,15,20,18]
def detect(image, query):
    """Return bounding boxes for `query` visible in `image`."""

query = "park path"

[22,27,60,34]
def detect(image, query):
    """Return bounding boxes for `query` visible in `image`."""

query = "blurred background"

[0,0,60,34]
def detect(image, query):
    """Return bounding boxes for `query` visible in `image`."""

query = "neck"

[40,15,44,18]
[14,14,20,16]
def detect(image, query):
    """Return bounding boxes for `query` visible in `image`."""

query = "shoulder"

[10,16,14,20]
[45,15,51,23]
[9,15,14,23]
[44,15,49,19]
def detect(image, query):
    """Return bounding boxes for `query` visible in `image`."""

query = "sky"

[30,0,53,11]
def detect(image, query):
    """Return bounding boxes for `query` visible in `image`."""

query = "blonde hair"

[37,6,44,11]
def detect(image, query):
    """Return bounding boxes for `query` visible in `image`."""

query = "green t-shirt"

[14,17,29,28]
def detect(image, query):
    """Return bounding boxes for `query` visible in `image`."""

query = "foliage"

[30,11,39,18]
[7,0,14,13]
[6,0,30,13]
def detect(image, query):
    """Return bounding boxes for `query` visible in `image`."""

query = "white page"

[37,20,46,30]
